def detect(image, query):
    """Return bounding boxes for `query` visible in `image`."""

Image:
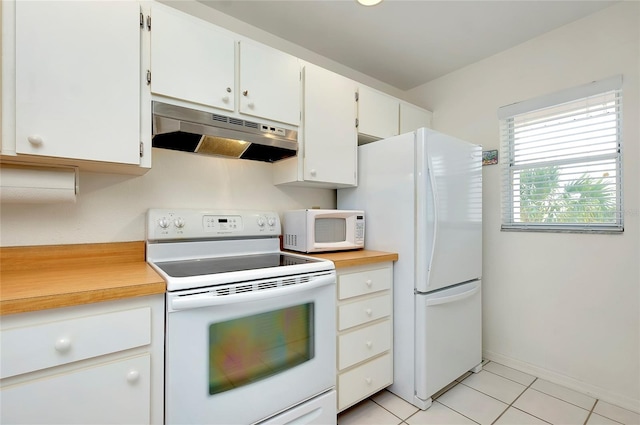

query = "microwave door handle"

[170,273,335,311]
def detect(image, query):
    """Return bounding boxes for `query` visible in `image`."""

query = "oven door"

[165,271,336,425]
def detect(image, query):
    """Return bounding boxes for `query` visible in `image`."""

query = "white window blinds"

[499,76,623,233]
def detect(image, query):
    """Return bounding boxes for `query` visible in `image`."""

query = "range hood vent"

[152,102,298,163]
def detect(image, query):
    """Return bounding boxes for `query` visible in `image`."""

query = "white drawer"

[0,354,150,424]
[338,267,392,300]
[1,307,151,379]
[338,293,391,331]
[338,353,392,411]
[338,320,391,370]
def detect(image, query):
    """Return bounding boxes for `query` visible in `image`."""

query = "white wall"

[407,2,640,411]
[0,148,335,246]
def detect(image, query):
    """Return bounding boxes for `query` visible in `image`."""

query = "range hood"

[152,101,298,163]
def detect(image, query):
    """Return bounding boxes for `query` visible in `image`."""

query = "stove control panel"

[147,209,281,241]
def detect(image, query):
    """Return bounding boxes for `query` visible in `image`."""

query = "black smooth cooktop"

[154,253,320,278]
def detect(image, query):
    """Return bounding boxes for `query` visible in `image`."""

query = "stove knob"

[158,218,170,229]
[257,217,265,227]
[174,218,185,229]
[267,217,276,227]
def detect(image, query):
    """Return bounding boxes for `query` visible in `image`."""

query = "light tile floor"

[337,361,640,425]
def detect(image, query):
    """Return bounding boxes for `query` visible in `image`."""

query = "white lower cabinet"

[0,295,164,425]
[338,354,393,410]
[1,355,151,425]
[336,262,393,412]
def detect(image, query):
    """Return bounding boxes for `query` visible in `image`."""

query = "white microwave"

[283,209,365,253]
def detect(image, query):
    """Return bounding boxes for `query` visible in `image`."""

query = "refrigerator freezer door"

[414,280,482,404]
[415,128,482,293]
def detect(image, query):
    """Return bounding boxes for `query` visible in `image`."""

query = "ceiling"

[198,0,617,91]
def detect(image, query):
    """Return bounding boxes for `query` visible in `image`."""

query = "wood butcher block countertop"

[0,242,165,316]
[0,242,395,316]
[301,249,398,268]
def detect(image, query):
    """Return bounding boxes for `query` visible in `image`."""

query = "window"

[499,76,623,233]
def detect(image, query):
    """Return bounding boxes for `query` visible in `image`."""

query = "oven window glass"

[315,218,346,243]
[208,303,314,395]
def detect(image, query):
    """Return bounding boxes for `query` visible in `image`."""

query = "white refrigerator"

[337,127,483,410]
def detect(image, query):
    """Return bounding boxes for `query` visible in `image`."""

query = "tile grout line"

[430,400,482,425]
[585,399,627,425]
[589,399,629,425]
[484,365,602,418]
[363,361,631,425]
[429,380,483,425]
[527,387,596,414]
[583,399,598,425]
[400,381,482,425]
[482,362,539,387]
[368,395,405,424]
[449,363,539,423]
[489,376,552,425]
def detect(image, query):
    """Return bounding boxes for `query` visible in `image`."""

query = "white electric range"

[146,209,337,425]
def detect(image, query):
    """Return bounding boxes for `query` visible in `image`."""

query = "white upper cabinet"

[400,102,433,133]
[150,3,235,112]
[302,64,357,186]
[239,41,300,125]
[11,1,144,169]
[274,63,357,187]
[149,4,300,126]
[357,86,400,141]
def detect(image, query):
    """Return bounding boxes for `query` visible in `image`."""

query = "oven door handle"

[170,273,335,311]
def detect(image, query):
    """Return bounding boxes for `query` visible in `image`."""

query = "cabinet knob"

[365,377,372,385]
[365,340,373,349]
[365,279,372,287]
[365,308,373,316]
[226,87,232,93]
[247,102,255,109]
[126,369,140,384]
[54,338,71,353]
[27,135,43,146]
[222,96,230,103]
[310,169,317,177]
[242,90,249,97]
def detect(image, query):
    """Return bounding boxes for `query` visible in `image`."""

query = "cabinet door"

[239,41,300,125]
[400,102,432,133]
[358,86,399,139]
[303,64,357,186]
[150,3,235,112]
[0,355,150,425]
[15,1,141,165]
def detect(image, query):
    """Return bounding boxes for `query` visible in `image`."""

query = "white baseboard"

[483,350,640,414]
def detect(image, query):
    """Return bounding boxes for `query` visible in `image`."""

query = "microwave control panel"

[355,215,365,243]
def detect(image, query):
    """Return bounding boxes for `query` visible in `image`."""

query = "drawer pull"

[365,377,372,385]
[365,340,373,349]
[365,308,373,316]
[365,279,372,287]
[27,135,44,146]
[54,338,71,353]
[126,369,140,384]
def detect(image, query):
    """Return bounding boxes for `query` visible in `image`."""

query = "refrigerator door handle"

[425,283,480,306]
[427,155,438,278]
